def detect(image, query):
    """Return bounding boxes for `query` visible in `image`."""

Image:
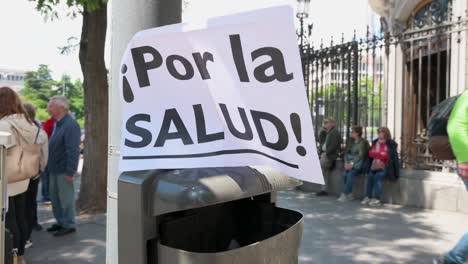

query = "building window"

[411,0,450,29]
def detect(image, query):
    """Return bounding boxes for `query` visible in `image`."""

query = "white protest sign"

[119,6,324,183]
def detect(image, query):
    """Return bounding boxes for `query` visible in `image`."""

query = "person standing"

[434,90,468,264]
[0,87,39,264]
[39,117,55,203]
[23,103,48,246]
[361,127,399,207]
[317,118,342,196]
[46,96,81,237]
[338,126,369,202]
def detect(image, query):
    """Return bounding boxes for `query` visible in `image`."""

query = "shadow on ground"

[25,204,106,264]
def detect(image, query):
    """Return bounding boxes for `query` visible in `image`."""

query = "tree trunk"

[76,2,108,213]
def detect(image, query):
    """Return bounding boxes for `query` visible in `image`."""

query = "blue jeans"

[343,169,360,194]
[444,172,468,264]
[49,173,76,229]
[40,170,50,200]
[445,233,468,264]
[366,170,385,199]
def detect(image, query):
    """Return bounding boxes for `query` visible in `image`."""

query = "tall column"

[387,41,404,146]
[450,0,467,96]
[107,1,181,263]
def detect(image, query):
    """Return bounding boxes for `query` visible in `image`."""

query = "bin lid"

[150,166,301,216]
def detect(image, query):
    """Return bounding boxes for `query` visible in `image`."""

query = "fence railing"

[300,29,387,144]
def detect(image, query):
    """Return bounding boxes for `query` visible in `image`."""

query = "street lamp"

[296,0,311,50]
[296,0,313,87]
[51,83,69,97]
[296,0,310,19]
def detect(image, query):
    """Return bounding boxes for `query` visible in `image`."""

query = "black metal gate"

[300,30,387,143]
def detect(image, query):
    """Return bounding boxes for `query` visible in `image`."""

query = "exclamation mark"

[290,113,307,156]
[121,64,134,103]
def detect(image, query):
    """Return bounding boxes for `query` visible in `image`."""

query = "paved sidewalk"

[25,190,467,264]
[25,203,106,264]
[279,191,467,264]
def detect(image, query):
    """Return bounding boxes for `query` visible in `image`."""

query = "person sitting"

[361,127,399,207]
[317,118,342,196]
[338,126,369,202]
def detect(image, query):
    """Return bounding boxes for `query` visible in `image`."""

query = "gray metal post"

[118,171,160,264]
[0,132,13,263]
[108,0,182,263]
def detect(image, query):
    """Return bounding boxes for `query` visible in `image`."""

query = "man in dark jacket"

[317,118,342,196]
[45,96,81,237]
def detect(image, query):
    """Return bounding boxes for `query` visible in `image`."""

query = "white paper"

[118,5,323,183]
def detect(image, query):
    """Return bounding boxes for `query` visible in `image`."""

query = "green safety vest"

[447,90,468,163]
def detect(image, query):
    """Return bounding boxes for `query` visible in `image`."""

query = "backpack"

[428,95,459,160]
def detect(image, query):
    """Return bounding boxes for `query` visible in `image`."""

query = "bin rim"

[148,166,303,216]
[157,206,304,255]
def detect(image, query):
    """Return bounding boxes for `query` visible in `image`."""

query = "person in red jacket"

[42,117,55,139]
[39,117,55,203]
[361,127,399,207]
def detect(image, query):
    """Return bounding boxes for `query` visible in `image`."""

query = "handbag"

[370,159,385,171]
[5,123,41,183]
[429,136,456,160]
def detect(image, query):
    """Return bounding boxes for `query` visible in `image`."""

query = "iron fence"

[300,29,387,144]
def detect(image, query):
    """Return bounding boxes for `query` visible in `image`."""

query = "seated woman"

[338,126,369,202]
[361,127,399,207]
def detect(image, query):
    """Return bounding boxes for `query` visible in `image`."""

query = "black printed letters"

[129,34,293,87]
[124,104,294,153]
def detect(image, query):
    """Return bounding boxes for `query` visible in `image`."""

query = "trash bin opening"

[158,197,302,253]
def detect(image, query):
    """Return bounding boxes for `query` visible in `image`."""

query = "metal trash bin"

[118,166,303,264]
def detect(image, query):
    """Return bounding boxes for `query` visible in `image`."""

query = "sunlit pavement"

[279,190,467,264]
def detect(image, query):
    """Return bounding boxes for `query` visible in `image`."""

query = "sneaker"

[346,194,354,201]
[53,227,76,237]
[433,256,449,264]
[338,193,354,202]
[369,199,382,207]
[361,197,371,205]
[46,224,62,233]
[25,239,33,249]
[337,193,347,202]
[316,191,328,196]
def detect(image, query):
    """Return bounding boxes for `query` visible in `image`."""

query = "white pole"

[107,1,181,263]
[0,132,13,264]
